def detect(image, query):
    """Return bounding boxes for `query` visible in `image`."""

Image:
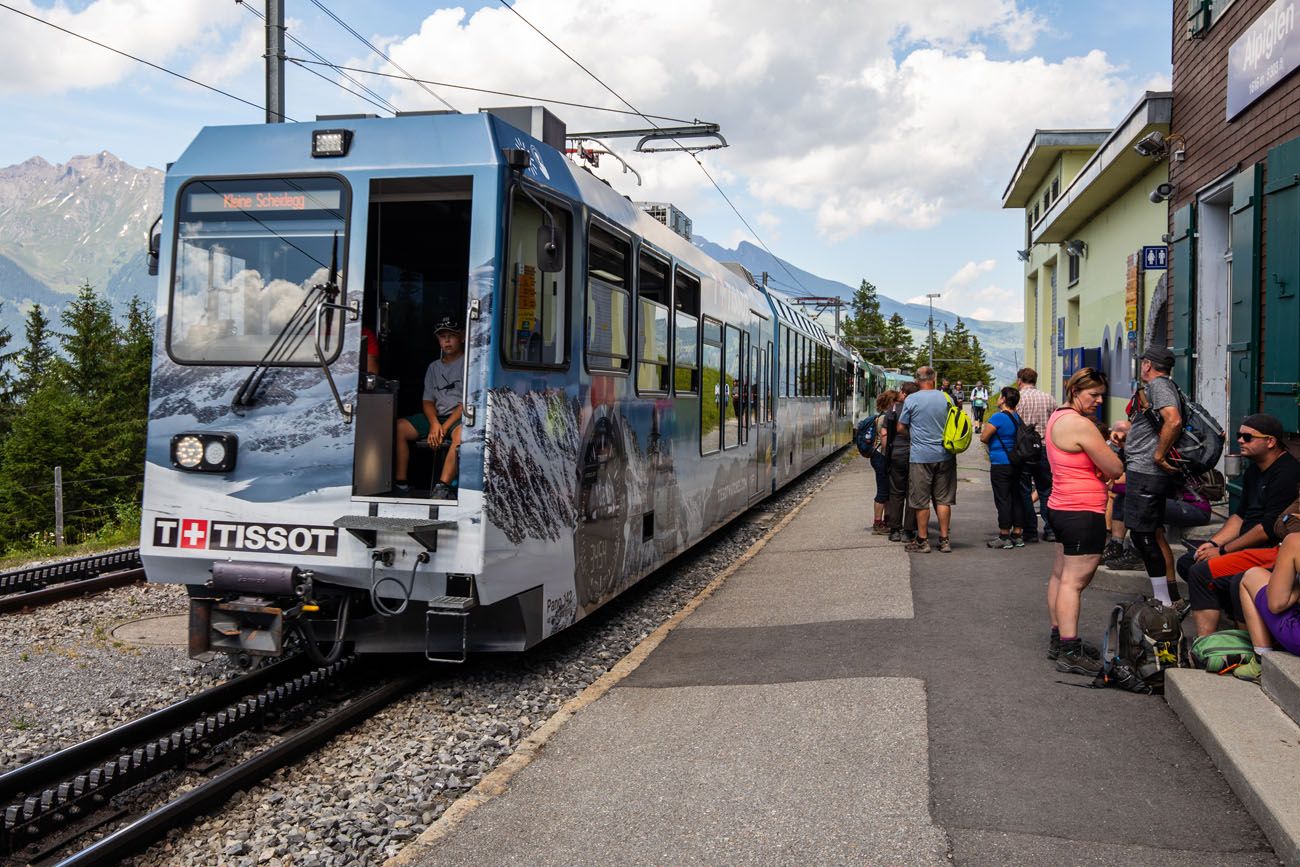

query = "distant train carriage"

[141,107,859,664]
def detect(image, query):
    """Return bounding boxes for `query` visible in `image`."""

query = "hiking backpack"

[1136,380,1226,474]
[1092,598,1183,694]
[1008,416,1043,466]
[1190,629,1256,675]
[943,396,973,454]
[854,414,878,458]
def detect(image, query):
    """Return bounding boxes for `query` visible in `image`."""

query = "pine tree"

[841,279,889,364]
[56,282,117,400]
[880,313,915,370]
[13,304,53,402]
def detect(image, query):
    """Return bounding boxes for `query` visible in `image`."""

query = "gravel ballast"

[1,455,849,866]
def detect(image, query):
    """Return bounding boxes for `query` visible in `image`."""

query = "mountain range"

[0,152,1023,383]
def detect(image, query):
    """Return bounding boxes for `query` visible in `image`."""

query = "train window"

[586,225,631,372]
[169,176,349,364]
[784,328,792,397]
[505,187,570,367]
[635,250,670,393]
[723,324,741,449]
[700,317,722,454]
[767,341,775,421]
[673,269,700,394]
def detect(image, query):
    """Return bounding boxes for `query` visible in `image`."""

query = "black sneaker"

[431,482,457,501]
[1049,636,1100,662]
[1105,549,1144,571]
[1048,633,1060,660]
[1101,539,1124,562]
[1056,644,1103,676]
[1041,530,1057,543]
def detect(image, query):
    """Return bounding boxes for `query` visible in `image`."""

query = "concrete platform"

[1265,653,1300,727]
[395,450,1277,867]
[1167,668,1300,865]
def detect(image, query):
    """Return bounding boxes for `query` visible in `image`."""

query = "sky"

[0,0,1174,322]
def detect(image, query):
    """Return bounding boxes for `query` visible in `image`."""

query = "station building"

[1002,93,1172,420]
[1167,0,1300,489]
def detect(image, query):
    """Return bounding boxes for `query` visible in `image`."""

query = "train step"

[333,515,456,550]
[426,597,474,664]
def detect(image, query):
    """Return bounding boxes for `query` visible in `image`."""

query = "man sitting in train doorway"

[393,316,465,500]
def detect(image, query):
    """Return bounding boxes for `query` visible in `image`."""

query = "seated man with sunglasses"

[1177,413,1299,637]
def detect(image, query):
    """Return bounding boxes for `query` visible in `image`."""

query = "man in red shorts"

[1179,413,1299,636]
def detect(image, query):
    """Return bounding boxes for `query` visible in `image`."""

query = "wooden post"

[53,466,64,546]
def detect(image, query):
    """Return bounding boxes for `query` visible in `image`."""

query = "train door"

[751,340,771,498]
[352,176,473,502]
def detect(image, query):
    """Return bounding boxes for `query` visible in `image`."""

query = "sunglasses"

[1077,367,1108,384]
[1237,432,1274,443]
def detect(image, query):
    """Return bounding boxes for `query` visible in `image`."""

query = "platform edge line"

[383,464,843,867]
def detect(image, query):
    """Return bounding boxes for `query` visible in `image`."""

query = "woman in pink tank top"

[1045,368,1124,676]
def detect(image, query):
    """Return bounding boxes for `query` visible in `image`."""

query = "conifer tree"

[13,304,53,402]
[880,313,916,370]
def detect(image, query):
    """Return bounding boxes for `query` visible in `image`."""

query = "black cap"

[434,315,462,334]
[1241,413,1286,440]
[1141,345,1175,367]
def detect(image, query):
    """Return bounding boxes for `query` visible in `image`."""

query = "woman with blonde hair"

[1046,368,1124,675]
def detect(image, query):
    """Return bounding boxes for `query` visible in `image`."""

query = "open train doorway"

[352,176,472,502]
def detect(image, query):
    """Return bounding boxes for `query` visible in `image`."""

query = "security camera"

[1149,182,1175,203]
[1134,131,1168,158]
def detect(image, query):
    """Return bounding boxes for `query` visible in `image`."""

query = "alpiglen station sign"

[1228,0,1300,119]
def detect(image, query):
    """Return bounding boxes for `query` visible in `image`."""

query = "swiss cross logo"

[179,518,209,549]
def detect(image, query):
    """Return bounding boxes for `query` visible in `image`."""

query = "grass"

[0,500,141,571]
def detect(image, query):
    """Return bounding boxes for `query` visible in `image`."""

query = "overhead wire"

[286,60,700,123]
[306,0,458,112]
[495,0,815,297]
[0,1,289,120]
[236,0,401,115]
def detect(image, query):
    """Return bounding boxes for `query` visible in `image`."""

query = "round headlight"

[204,440,227,466]
[175,436,203,468]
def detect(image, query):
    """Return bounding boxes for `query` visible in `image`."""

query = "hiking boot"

[1048,635,1100,660]
[431,482,457,501]
[937,537,952,553]
[1101,539,1124,562]
[1012,536,1025,548]
[871,521,890,535]
[987,536,1013,549]
[905,538,931,553]
[1022,534,1040,544]
[1105,549,1144,571]
[1056,644,1103,676]
[1233,657,1263,683]
[888,529,902,542]
[1042,529,1057,543]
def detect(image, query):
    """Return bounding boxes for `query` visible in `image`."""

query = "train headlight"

[171,432,238,473]
[174,436,203,468]
[312,129,352,158]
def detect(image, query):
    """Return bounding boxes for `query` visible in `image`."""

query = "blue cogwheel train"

[139,107,886,664]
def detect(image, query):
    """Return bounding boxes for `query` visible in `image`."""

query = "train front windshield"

[169,177,349,364]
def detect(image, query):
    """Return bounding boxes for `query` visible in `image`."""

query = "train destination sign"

[1227,0,1300,120]
[187,189,343,214]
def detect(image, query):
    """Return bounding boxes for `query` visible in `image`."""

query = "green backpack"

[1190,629,1257,675]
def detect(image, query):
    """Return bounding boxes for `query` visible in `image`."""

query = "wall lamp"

[1064,239,1087,258]
[1133,131,1186,162]
[1016,249,1031,262]
[1149,182,1175,204]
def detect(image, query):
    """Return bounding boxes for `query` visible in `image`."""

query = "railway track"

[0,654,425,866]
[0,550,143,614]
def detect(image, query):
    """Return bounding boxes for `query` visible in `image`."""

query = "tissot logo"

[153,518,338,556]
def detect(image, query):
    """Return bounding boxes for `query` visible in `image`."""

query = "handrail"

[313,299,360,423]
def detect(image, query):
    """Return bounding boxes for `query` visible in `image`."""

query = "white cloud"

[909,260,1022,321]
[189,18,266,87]
[0,1,243,94]
[943,259,998,293]
[369,1,1136,243]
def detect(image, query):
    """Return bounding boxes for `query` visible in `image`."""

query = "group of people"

[874,347,1300,683]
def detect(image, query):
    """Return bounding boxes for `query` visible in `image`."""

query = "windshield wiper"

[232,230,340,412]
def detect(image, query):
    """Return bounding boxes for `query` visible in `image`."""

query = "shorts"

[907,459,957,510]
[405,412,460,439]
[1255,587,1300,655]
[1045,508,1107,556]
[1122,471,1172,533]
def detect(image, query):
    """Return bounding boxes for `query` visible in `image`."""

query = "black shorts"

[1045,508,1107,556]
[1122,471,1171,533]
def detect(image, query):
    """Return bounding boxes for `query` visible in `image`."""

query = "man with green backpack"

[898,365,971,553]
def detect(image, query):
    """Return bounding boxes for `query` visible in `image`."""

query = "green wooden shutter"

[1169,203,1196,392]
[1263,139,1300,431]
[1229,165,1262,440]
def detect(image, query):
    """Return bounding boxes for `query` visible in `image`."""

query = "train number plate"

[153,518,339,556]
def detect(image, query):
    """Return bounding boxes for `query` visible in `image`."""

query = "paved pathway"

[399,450,1278,866]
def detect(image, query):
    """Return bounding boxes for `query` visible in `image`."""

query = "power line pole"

[265,0,286,123]
[925,293,941,369]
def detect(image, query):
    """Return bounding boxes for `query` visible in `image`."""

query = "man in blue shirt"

[899,366,956,553]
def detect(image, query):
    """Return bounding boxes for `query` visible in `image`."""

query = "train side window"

[505,188,570,367]
[673,268,700,394]
[767,341,775,420]
[635,249,670,393]
[783,327,792,397]
[723,324,741,449]
[586,224,631,372]
[700,317,722,454]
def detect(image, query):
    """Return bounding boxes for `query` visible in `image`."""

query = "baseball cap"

[1241,413,1286,440]
[1140,345,1175,367]
[434,315,462,334]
